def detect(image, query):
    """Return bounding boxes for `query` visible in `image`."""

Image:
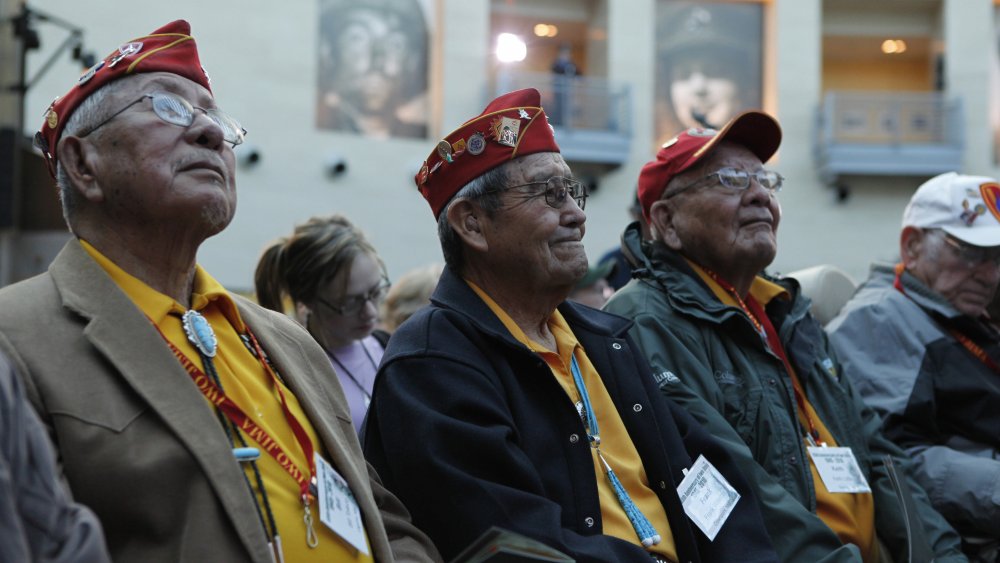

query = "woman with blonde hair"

[255,215,390,432]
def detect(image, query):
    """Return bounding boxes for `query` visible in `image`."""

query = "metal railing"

[493,70,632,135]
[815,91,964,185]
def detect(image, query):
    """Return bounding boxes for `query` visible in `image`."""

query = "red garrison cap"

[637,111,782,221]
[415,88,560,218]
[35,20,211,177]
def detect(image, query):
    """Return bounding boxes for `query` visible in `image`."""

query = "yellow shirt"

[469,281,678,562]
[82,240,372,563]
[689,262,878,562]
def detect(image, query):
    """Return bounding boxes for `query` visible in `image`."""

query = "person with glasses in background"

[828,172,1000,561]
[362,88,781,563]
[0,21,440,563]
[256,215,391,433]
[605,112,966,562]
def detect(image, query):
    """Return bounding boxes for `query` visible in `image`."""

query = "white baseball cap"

[902,172,1000,247]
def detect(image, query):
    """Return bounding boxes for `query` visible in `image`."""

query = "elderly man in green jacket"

[605,111,966,562]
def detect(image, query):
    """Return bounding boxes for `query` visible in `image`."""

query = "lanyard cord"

[155,310,322,555]
[700,266,823,445]
[570,355,661,547]
[327,342,378,401]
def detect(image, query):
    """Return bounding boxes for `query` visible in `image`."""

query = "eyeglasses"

[932,230,1000,268]
[316,279,391,316]
[486,176,588,210]
[667,167,784,198]
[76,91,247,147]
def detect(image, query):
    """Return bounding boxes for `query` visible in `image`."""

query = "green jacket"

[604,223,966,563]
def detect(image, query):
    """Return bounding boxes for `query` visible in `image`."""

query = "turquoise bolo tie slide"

[181,310,217,357]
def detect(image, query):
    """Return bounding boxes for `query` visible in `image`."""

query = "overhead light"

[881,39,907,54]
[496,33,527,63]
[533,23,558,38]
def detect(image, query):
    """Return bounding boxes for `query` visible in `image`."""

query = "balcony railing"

[493,71,632,166]
[814,91,964,186]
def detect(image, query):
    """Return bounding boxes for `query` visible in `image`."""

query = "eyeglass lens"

[330,281,390,315]
[715,168,783,191]
[149,92,245,146]
[543,177,588,210]
[942,234,1000,267]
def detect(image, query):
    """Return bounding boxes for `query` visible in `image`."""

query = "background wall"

[2,0,998,292]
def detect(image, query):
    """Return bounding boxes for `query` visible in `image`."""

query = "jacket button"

[633,403,642,412]
[768,378,777,386]
[584,516,595,527]
[569,434,580,444]
[658,480,667,490]
[612,343,622,350]
[789,456,797,465]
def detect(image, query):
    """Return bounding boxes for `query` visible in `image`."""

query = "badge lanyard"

[570,355,661,548]
[893,263,1000,375]
[702,267,824,446]
[153,311,321,556]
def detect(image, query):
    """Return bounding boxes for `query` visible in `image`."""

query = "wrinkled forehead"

[695,141,763,172]
[111,71,215,108]
[506,152,571,183]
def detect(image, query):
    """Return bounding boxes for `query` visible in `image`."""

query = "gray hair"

[54,77,135,229]
[436,164,509,274]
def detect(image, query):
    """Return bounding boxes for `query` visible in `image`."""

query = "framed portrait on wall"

[654,1,764,144]
[316,0,432,139]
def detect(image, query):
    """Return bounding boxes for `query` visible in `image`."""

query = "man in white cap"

[828,172,1000,560]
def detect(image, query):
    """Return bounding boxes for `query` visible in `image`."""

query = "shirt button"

[633,404,642,412]
[584,516,595,527]
[768,378,777,386]
[612,343,622,350]
[569,434,580,444]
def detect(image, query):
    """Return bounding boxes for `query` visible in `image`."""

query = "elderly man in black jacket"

[362,88,779,563]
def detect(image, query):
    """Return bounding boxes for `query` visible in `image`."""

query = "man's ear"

[649,199,683,250]
[900,226,925,268]
[57,137,105,203]
[446,199,489,253]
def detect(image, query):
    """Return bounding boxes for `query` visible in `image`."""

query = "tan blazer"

[0,240,440,563]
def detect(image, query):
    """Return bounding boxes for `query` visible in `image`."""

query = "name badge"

[314,453,369,554]
[807,446,872,494]
[676,455,740,541]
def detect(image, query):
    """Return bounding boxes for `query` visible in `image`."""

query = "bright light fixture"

[881,39,907,54]
[496,33,527,62]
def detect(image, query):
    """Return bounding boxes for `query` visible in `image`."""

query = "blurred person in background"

[256,215,391,432]
[379,262,443,333]
[567,259,616,309]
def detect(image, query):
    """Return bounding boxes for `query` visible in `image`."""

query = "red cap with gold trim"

[637,110,781,222]
[415,88,560,218]
[35,19,211,178]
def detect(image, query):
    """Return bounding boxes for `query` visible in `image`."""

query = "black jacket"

[363,267,778,562]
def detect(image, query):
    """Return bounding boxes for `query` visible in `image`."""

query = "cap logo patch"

[108,42,143,67]
[436,140,453,163]
[518,109,530,119]
[979,182,1000,223]
[45,109,58,129]
[492,116,520,148]
[960,199,986,226]
[78,61,104,84]
[467,132,486,155]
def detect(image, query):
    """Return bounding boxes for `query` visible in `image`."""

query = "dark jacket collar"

[430,266,635,343]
